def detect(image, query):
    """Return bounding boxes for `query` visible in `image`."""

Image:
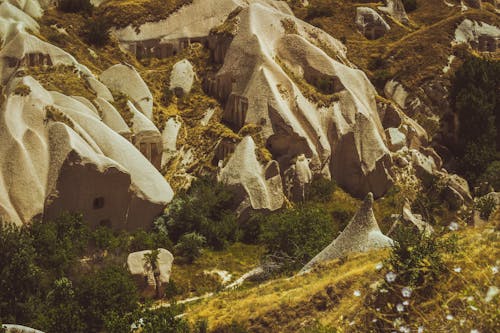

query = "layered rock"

[127,248,174,298]
[301,193,393,273]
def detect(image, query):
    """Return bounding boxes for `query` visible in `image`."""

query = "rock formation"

[454,19,500,52]
[0,76,173,229]
[378,0,409,25]
[127,248,174,298]
[170,59,195,97]
[218,136,284,211]
[2,324,45,333]
[355,7,390,40]
[301,193,393,273]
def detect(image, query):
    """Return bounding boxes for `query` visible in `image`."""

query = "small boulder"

[2,325,45,333]
[170,59,195,97]
[378,0,409,25]
[127,248,174,298]
[385,127,406,151]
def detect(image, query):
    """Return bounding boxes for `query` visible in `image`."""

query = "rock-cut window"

[93,197,105,209]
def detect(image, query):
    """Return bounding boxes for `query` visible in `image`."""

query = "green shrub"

[162,177,239,250]
[402,0,417,12]
[259,204,335,272]
[84,16,110,46]
[305,177,337,203]
[475,195,497,220]
[57,0,93,13]
[174,232,206,263]
[478,160,500,191]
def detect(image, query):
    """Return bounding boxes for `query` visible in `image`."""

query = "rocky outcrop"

[301,193,393,273]
[99,64,154,119]
[0,76,173,230]
[454,19,500,52]
[2,324,45,333]
[94,97,132,140]
[161,117,181,167]
[378,0,409,25]
[218,136,284,211]
[127,248,174,298]
[388,201,434,236]
[170,59,195,97]
[355,7,390,40]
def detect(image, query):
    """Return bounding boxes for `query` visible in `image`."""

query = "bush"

[259,204,335,272]
[174,232,206,263]
[84,16,110,46]
[57,0,93,13]
[402,0,417,12]
[475,195,497,220]
[305,177,337,203]
[162,177,239,250]
[306,4,333,20]
[478,160,500,191]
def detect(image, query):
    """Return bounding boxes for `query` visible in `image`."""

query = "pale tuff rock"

[86,76,114,102]
[301,193,393,272]
[388,200,434,236]
[0,30,91,83]
[128,101,163,170]
[386,127,406,152]
[161,117,181,167]
[93,97,132,139]
[355,7,390,40]
[384,80,409,110]
[2,324,45,333]
[127,249,174,298]
[170,59,195,97]
[378,0,409,25]
[454,19,500,52]
[219,136,285,211]
[70,96,100,118]
[99,64,154,119]
[2,0,43,18]
[0,1,39,43]
[0,76,173,229]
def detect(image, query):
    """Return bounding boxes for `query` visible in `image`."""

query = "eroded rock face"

[170,59,195,97]
[99,64,154,119]
[355,7,390,40]
[127,248,174,298]
[0,76,173,230]
[2,324,45,333]
[218,136,284,211]
[454,19,500,52]
[301,193,393,273]
[378,0,409,25]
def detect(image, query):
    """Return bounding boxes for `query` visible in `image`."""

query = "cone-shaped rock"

[301,193,393,273]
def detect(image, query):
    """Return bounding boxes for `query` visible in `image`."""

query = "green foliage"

[372,69,392,90]
[259,204,335,272]
[174,232,206,263]
[478,160,500,191]
[387,227,458,288]
[402,0,417,12]
[133,307,190,333]
[77,266,139,332]
[475,195,497,220]
[162,177,239,250]
[57,0,93,13]
[451,57,500,185]
[84,16,110,46]
[305,177,337,203]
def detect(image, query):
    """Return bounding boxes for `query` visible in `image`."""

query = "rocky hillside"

[0,0,498,332]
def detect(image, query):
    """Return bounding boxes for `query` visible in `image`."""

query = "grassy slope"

[184,221,500,332]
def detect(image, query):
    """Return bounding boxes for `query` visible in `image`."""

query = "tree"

[174,233,206,263]
[451,57,500,184]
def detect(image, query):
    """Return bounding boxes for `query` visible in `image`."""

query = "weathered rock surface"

[355,7,390,40]
[301,193,393,272]
[170,59,195,97]
[127,248,174,298]
[378,0,409,25]
[2,324,45,333]
[388,201,434,236]
[99,64,154,119]
[0,76,173,229]
[454,19,500,52]
[218,136,284,211]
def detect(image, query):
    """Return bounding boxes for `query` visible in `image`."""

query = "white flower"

[418,327,424,333]
[469,305,478,311]
[386,271,397,283]
[470,329,480,333]
[403,300,409,306]
[348,321,355,326]
[485,286,499,303]
[353,290,361,297]
[379,288,389,293]
[492,266,499,274]
[453,267,462,273]
[399,327,410,333]
[446,314,454,321]
[467,296,474,302]
[372,318,378,323]
[401,287,412,298]
[375,262,384,271]
[396,303,405,312]
[375,307,381,312]
[448,222,459,231]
